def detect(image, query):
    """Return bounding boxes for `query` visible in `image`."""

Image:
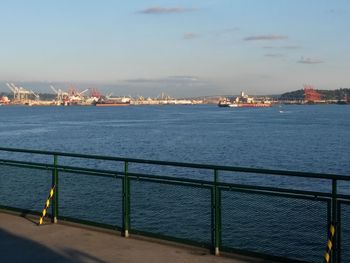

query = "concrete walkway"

[0,212,270,263]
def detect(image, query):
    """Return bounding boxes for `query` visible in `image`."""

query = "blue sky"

[0,0,349,96]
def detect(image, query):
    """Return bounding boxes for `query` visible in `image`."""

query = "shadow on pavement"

[0,228,107,263]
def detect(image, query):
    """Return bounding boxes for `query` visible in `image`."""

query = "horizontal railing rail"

[0,146,348,181]
[0,147,349,263]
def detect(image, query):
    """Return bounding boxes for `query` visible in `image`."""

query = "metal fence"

[0,147,349,263]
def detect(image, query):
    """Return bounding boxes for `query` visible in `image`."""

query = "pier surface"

[0,212,273,263]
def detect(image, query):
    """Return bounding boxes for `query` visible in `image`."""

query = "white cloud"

[244,35,288,41]
[298,57,324,64]
[183,33,199,40]
[265,53,285,58]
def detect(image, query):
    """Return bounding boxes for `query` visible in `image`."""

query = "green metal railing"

[0,147,349,263]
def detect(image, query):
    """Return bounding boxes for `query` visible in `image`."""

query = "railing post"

[123,161,130,237]
[52,155,58,223]
[213,169,221,255]
[337,201,341,263]
[332,179,338,263]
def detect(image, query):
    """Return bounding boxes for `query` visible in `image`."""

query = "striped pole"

[38,185,55,225]
[324,224,336,263]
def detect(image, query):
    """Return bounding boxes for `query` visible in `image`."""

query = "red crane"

[90,88,102,98]
[304,85,321,102]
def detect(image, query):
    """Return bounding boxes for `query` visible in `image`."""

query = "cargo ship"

[218,91,272,108]
[94,97,131,107]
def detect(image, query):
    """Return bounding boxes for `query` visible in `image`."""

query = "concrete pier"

[0,212,272,263]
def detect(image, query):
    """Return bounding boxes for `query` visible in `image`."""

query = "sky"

[0,0,349,96]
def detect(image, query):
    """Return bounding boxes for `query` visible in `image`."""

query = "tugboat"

[218,98,232,107]
[337,94,349,105]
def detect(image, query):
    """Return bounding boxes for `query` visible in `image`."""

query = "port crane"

[89,88,102,99]
[50,85,89,105]
[106,92,113,99]
[6,83,31,102]
[6,83,16,99]
[67,86,88,103]
[50,85,68,104]
[157,92,172,100]
[30,90,40,101]
[77,89,88,97]
[303,84,322,102]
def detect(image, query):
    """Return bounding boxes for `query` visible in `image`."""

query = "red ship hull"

[236,103,272,107]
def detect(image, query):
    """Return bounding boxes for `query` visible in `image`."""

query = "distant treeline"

[0,92,56,100]
[279,88,350,100]
[33,93,56,100]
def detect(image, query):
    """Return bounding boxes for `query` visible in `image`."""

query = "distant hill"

[280,88,350,100]
[279,89,304,100]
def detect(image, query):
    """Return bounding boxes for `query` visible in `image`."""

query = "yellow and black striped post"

[324,224,336,263]
[38,185,55,225]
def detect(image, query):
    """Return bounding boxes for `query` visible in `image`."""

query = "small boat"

[218,99,231,107]
[337,100,349,105]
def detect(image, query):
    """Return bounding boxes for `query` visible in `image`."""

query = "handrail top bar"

[0,146,348,181]
[1,157,349,199]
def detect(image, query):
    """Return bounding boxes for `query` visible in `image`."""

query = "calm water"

[0,104,349,262]
[0,104,349,173]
